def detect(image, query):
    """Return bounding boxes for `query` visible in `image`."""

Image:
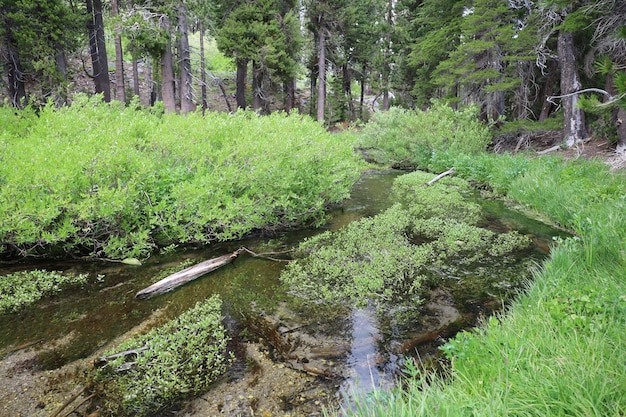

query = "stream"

[0,170,568,417]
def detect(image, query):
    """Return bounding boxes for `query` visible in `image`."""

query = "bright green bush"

[90,295,232,417]
[281,204,431,306]
[357,102,491,169]
[340,135,626,417]
[0,269,92,313]
[281,172,531,307]
[0,96,362,260]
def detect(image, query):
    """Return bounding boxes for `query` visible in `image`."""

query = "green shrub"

[90,295,232,417]
[281,204,431,306]
[392,170,482,224]
[357,102,491,169]
[281,172,531,307]
[0,269,91,313]
[0,97,362,260]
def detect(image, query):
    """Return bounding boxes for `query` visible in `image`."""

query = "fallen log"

[136,249,244,299]
[425,168,456,186]
[397,313,475,354]
[537,145,560,155]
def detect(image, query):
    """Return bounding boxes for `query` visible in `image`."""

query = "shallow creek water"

[0,171,568,417]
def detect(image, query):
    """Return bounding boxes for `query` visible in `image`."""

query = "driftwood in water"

[0,339,43,356]
[136,249,244,299]
[426,168,456,186]
[398,313,474,354]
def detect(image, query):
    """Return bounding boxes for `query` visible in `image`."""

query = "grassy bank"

[344,109,626,416]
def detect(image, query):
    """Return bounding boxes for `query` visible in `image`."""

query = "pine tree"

[433,0,535,121]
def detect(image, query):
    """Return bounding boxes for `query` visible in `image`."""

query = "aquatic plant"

[90,295,232,417]
[0,269,92,313]
[281,171,531,307]
[337,119,626,416]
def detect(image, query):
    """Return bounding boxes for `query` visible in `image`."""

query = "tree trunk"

[178,4,194,114]
[283,77,295,113]
[558,31,586,146]
[252,60,262,111]
[539,61,558,122]
[88,0,111,102]
[4,29,26,108]
[617,107,626,155]
[199,22,208,113]
[360,73,366,119]
[310,57,317,117]
[53,48,69,106]
[85,0,102,96]
[136,250,244,299]
[161,39,176,113]
[317,28,326,122]
[132,58,140,98]
[343,63,354,120]
[111,0,126,103]
[235,58,248,109]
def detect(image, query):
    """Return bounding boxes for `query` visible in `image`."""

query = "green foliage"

[0,269,91,313]
[281,204,430,306]
[392,171,482,224]
[0,97,362,260]
[357,103,491,169]
[90,295,232,417]
[281,171,531,307]
[341,141,626,417]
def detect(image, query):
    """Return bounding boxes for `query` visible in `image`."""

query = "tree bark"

[283,79,295,113]
[132,58,140,98]
[617,107,626,155]
[111,0,126,103]
[342,63,354,120]
[178,3,194,114]
[4,30,26,108]
[161,37,176,113]
[235,58,248,109]
[538,61,558,122]
[87,0,111,102]
[360,73,366,119]
[317,28,326,122]
[252,60,262,111]
[199,21,208,113]
[558,31,586,146]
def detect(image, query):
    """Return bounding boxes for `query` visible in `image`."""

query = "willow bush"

[0,95,362,260]
[356,102,491,169]
[281,171,531,307]
[0,269,94,313]
[90,295,232,417]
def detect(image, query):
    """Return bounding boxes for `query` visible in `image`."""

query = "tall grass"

[339,106,626,416]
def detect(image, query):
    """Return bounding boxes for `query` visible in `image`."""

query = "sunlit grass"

[338,120,626,416]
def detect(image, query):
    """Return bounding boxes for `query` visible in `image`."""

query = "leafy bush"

[0,269,91,313]
[90,295,232,417]
[281,204,431,306]
[357,102,491,169]
[0,96,362,260]
[281,172,531,307]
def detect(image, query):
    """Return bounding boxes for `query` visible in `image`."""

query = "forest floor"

[493,128,626,171]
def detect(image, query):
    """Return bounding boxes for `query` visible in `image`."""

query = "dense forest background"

[1,0,625,151]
